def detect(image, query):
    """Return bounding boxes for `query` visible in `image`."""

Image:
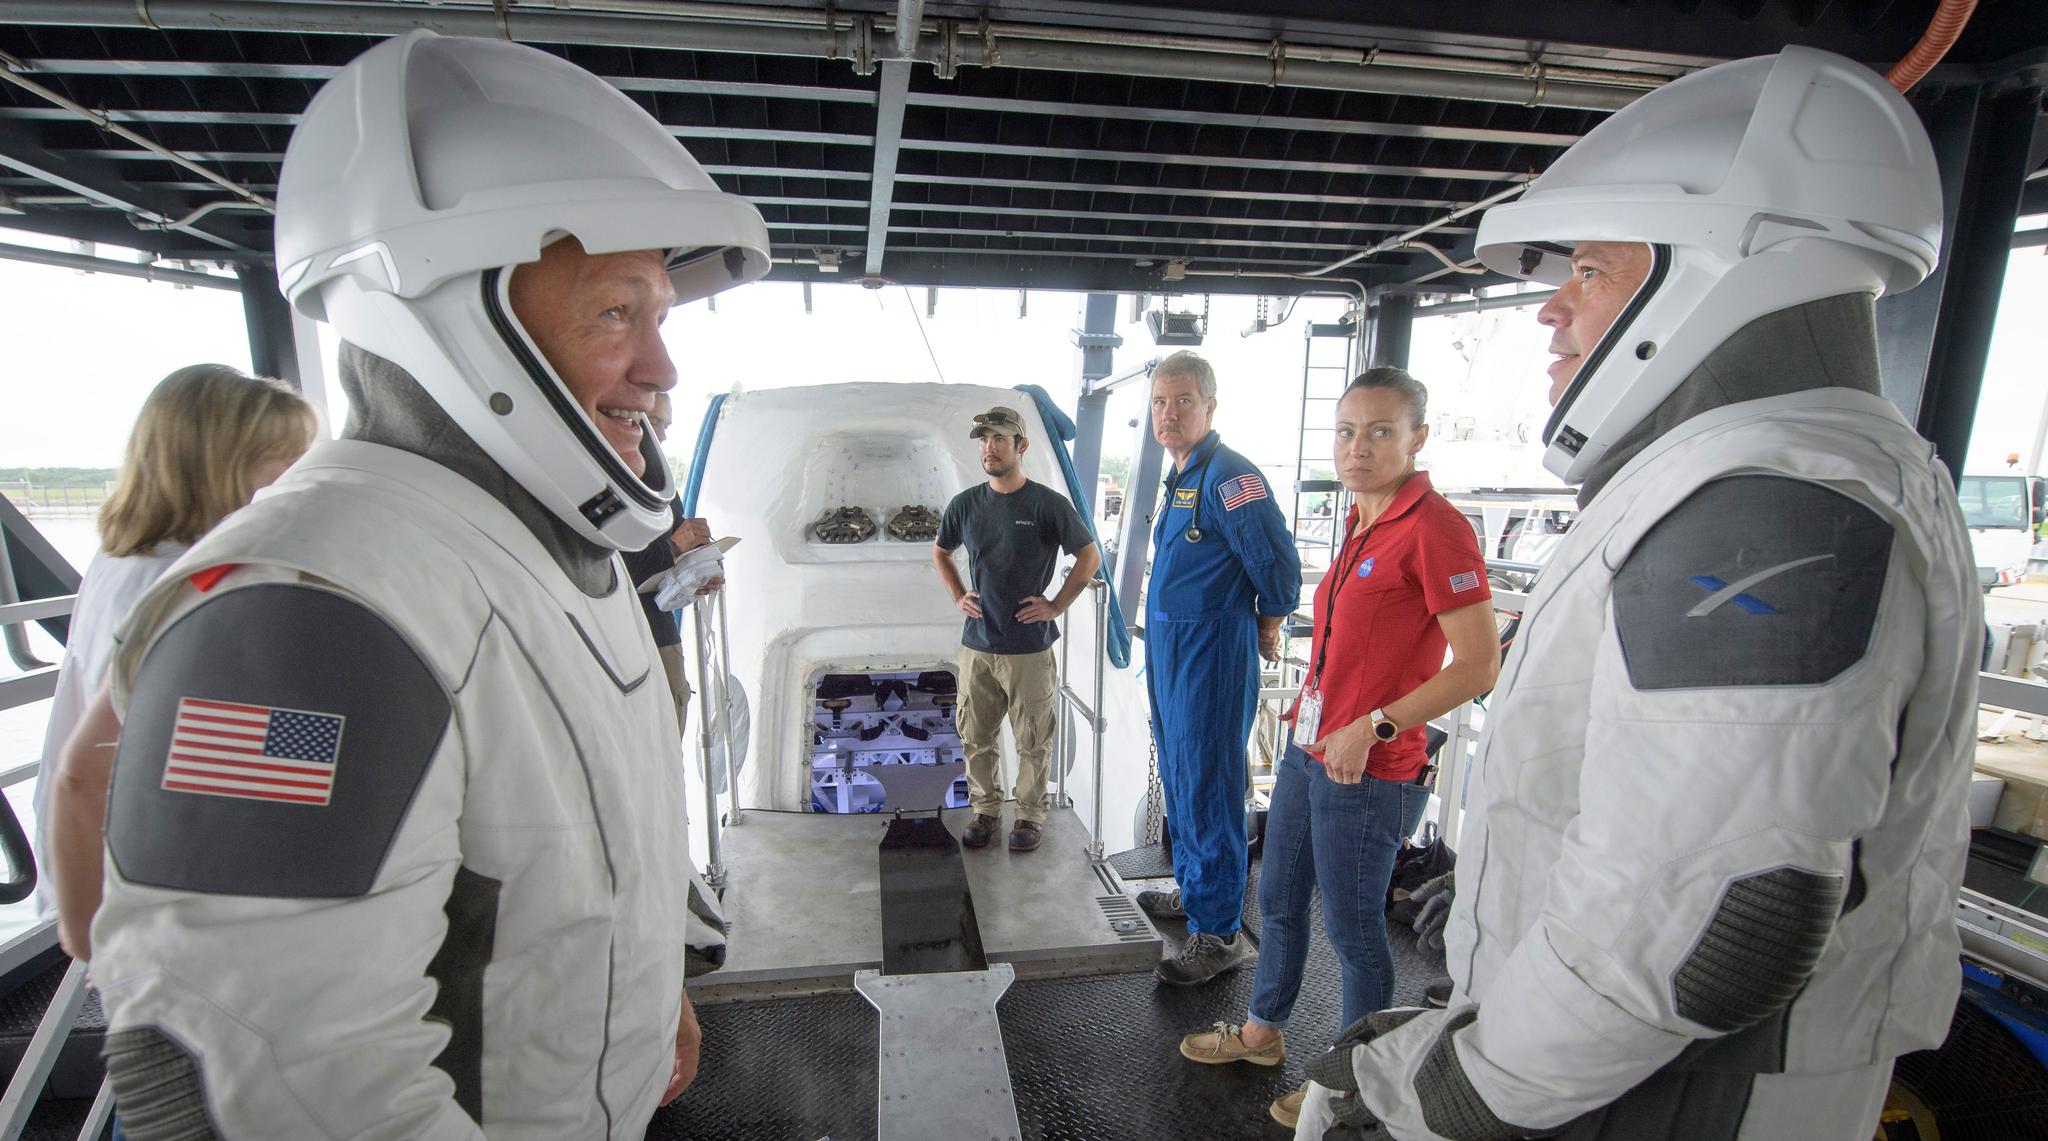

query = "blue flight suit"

[1145,431,1301,936]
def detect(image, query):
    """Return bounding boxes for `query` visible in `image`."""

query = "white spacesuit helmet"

[274,30,771,550]
[1473,45,1942,486]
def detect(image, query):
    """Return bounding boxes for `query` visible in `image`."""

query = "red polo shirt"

[1288,471,1491,781]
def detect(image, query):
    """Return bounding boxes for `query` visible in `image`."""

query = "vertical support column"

[1067,293,1123,515]
[237,262,302,390]
[1876,82,2041,481]
[1368,294,1414,370]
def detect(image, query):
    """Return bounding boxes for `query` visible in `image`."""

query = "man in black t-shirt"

[933,405,1102,852]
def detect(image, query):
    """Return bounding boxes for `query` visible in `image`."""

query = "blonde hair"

[99,364,320,557]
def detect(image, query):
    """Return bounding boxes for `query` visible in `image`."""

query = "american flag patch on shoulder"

[163,697,345,806]
[1448,570,1482,594]
[1219,473,1268,511]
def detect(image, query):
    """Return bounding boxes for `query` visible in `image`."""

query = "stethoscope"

[1163,450,1217,544]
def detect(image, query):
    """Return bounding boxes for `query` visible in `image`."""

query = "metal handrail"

[0,597,76,626]
[0,954,89,1139]
[689,587,738,888]
[0,543,56,672]
[1978,671,2048,718]
[0,668,59,715]
[1055,578,1112,860]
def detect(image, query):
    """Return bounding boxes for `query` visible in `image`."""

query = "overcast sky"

[3,223,2044,486]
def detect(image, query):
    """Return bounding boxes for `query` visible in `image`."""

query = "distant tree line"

[0,467,118,487]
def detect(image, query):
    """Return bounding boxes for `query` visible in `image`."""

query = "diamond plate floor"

[650,850,1446,1140]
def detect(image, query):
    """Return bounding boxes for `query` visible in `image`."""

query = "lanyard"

[1311,516,1374,689]
[1162,446,1217,544]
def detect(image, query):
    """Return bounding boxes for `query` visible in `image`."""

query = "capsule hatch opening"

[809,668,969,814]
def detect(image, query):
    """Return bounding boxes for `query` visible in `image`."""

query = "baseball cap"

[969,405,1027,439]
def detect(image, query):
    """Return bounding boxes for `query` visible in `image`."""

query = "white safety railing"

[1054,578,1112,861]
[688,587,740,889]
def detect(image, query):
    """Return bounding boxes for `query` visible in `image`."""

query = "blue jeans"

[1248,741,1430,1034]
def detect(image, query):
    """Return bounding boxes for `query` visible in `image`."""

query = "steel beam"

[864,61,912,277]
[887,224,1368,252]
[12,63,1564,144]
[0,107,300,126]
[22,59,883,106]
[0,1,1649,112]
[669,125,870,147]
[896,199,1476,235]
[0,123,259,253]
[894,173,1463,210]
[881,244,1323,267]
[0,239,239,288]
[706,165,869,182]
[1412,288,1555,316]
[901,138,1516,181]
[904,91,1580,148]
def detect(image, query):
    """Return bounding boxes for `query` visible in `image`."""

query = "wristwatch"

[1368,709,1399,742]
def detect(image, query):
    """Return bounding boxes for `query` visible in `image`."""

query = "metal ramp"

[692,806,1160,1002]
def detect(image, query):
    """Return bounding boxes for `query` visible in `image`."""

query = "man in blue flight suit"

[1139,350,1302,986]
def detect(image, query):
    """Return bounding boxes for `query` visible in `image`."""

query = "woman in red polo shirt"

[1175,366,1501,1128]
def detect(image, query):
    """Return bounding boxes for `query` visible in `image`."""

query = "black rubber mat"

[1107,840,1176,882]
[652,854,1447,1140]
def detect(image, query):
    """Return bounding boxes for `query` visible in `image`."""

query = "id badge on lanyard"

[1296,686,1324,748]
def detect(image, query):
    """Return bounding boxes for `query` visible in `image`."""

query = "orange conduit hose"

[1886,0,1979,93]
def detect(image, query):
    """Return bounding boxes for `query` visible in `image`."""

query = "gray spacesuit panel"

[1611,475,1893,690]
[101,1027,223,1141]
[107,582,454,898]
[1673,866,1844,1033]
[1415,1010,1548,1141]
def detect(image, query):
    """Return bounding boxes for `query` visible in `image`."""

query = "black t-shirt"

[621,498,686,648]
[936,480,1094,655]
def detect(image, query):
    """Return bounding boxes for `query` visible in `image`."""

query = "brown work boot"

[1009,819,1042,852]
[961,813,999,849]
[1177,1021,1285,1067]
[1269,1085,1307,1128]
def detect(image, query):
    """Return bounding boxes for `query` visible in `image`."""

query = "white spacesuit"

[1299,47,1979,1141]
[88,31,768,1139]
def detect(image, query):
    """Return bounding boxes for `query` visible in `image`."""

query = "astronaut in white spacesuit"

[1297,46,1980,1141]
[86,31,769,1139]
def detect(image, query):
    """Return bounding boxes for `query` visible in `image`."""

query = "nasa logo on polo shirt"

[1358,557,1375,579]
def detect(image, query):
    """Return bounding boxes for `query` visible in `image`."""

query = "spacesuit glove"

[1302,1008,1427,1127]
[652,556,724,611]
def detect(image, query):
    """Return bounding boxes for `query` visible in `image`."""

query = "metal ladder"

[1250,319,1361,805]
[1289,318,1359,575]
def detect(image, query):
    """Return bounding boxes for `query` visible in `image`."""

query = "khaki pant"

[658,641,692,738]
[956,645,1057,824]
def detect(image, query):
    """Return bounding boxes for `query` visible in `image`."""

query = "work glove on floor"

[1410,871,1454,952]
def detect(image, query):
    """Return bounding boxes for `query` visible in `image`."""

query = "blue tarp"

[679,392,727,517]
[1013,383,1134,670]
